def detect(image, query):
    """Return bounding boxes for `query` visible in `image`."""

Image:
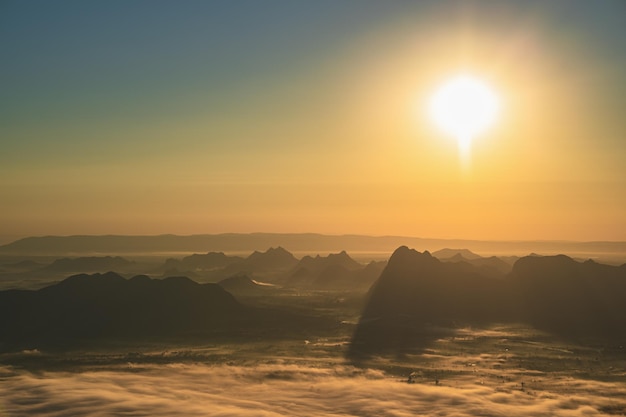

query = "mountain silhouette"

[0,270,339,352]
[285,251,371,289]
[220,247,299,277]
[0,272,242,350]
[432,248,482,260]
[438,253,512,276]
[510,255,626,338]
[361,247,514,324]
[218,274,277,296]
[350,246,626,357]
[244,247,298,271]
[296,251,362,272]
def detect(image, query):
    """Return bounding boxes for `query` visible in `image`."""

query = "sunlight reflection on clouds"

[2,363,625,417]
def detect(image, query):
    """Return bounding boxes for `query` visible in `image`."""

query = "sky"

[1,0,625,243]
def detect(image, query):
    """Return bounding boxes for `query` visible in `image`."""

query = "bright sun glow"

[429,75,499,160]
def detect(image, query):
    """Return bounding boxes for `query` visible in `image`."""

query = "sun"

[429,74,499,157]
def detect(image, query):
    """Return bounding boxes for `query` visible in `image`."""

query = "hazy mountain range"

[156,247,383,290]
[0,271,337,352]
[2,245,625,354]
[0,247,381,291]
[217,275,279,297]
[0,272,241,350]
[2,234,625,261]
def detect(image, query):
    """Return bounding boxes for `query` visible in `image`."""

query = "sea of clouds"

[1,362,625,417]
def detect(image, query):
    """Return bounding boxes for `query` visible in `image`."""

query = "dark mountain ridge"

[0,272,242,350]
[510,255,626,336]
[362,247,514,323]
[219,247,299,278]
[436,253,512,276]
[218,274,278,296]
[243,246,298,271]
[285,251,371,289]
[432,248,482,260]
[350,246,626,356]
[153,247,381,288]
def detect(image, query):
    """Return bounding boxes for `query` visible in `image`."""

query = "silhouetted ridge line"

[284,251,380,290]
[218,274,277,296]
[510,254,626,337]
[3,234,625,258]
[163,252,243,273]
[350,247,626,357]
[362,246,511,324]
[0,272,242,350]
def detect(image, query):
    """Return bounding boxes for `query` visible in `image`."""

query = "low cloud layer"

[2,362,625,417]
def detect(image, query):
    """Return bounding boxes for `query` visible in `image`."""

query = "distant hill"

[220,247,299,277]
[432,248,482,260]
[313,260,386,291]
[161,252,243,274]
[217,274,277,296]
[244,247,298,271]
[42,256,133,273]
[0,272,242,350]
[350,246,626,357]
[437,253,512,276]
[357,260,388,286]
[296,251,362,273]
[158,248,384,288]
[285,251,381,290]
[2,234,625,262]
[510,255,626,337]
[288,251,359,284]
[155,247,298,282]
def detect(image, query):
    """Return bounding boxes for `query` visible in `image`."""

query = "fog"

[2,362,624,416]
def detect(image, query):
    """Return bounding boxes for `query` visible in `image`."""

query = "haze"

[1,1,625,242]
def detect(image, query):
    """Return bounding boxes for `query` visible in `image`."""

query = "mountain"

[246,247,298,270]
[0,272,242,350]
[350,247,626,357]
[438,253,512,276]
[3,234,625,263]
[296,251,362,273]
[350,246,513,356]
[161,252,243,273]
[220,247,299,278]
[282,251,386,290]
[510,255,626,337]
[217,274,277,296]
[498,255,521,266]
[432,248,482,260]
[156,248,297,282]
[286,251,364,288]
[360,247,514,324]
[42,256,133,273]
[355,260,388,286]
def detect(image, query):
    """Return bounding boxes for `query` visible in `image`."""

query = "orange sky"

[1,1,625,242]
